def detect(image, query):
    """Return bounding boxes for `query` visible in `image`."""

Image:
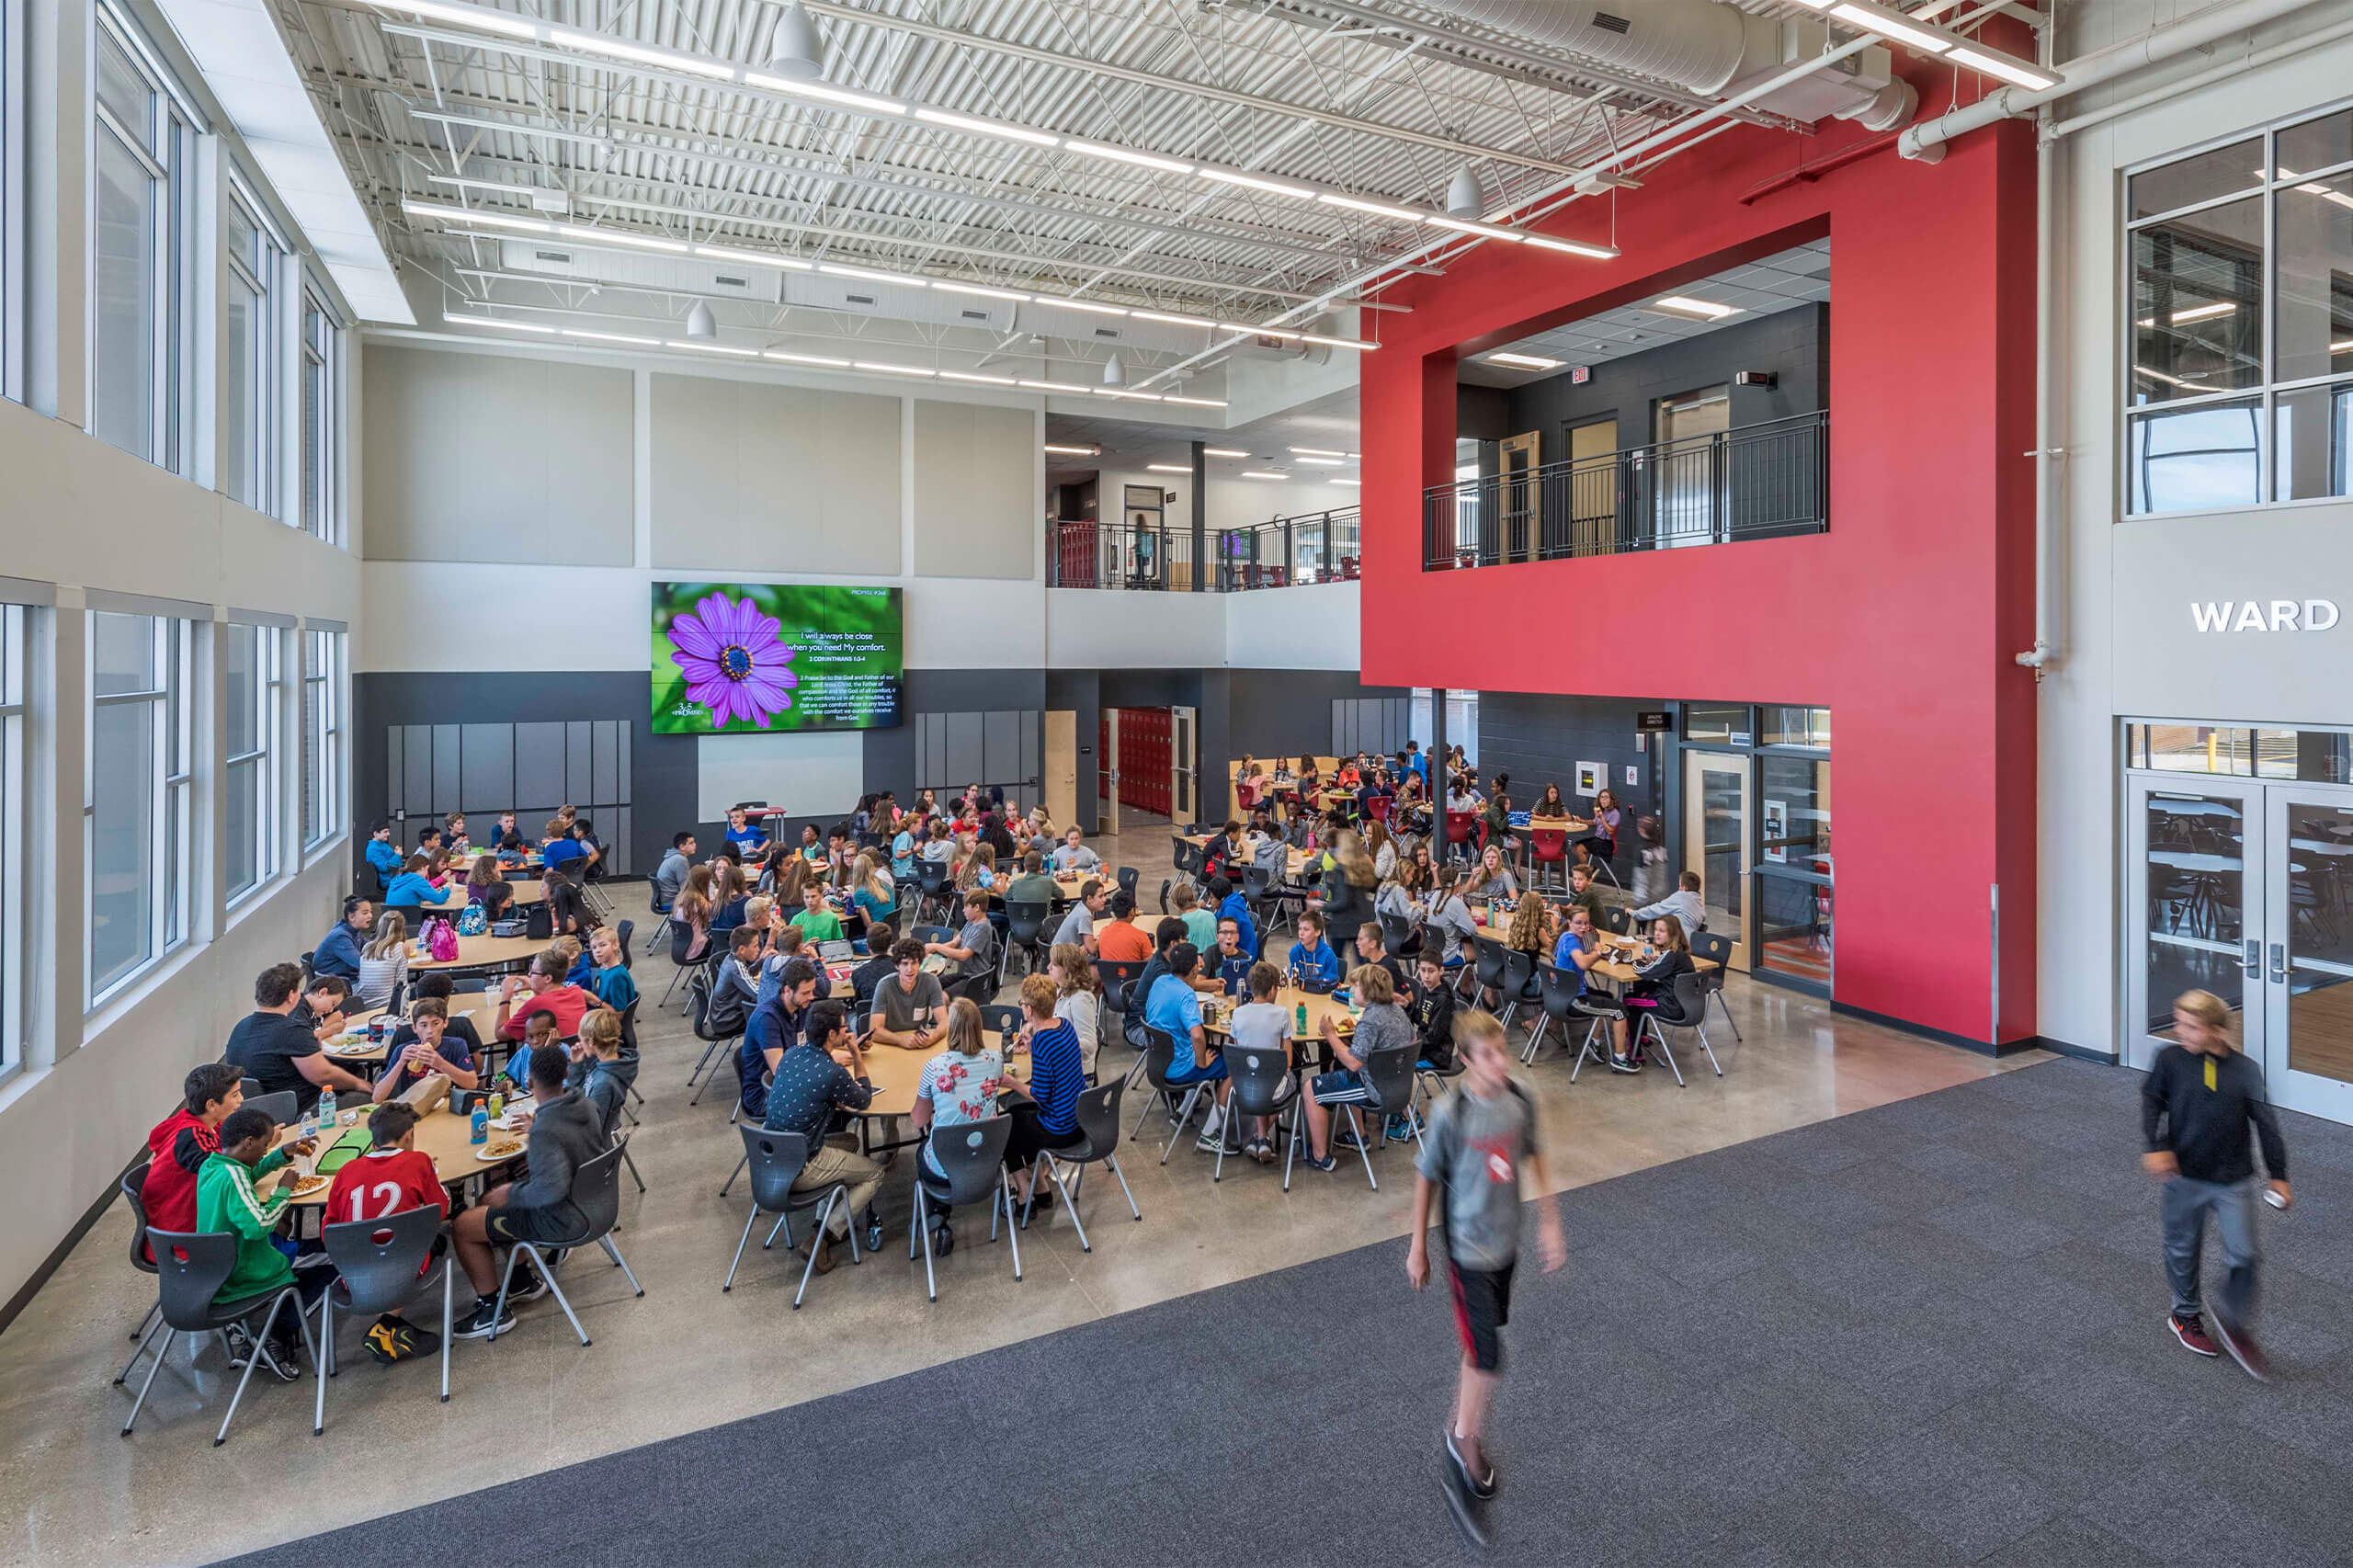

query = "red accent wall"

[1359,97,2040,1046]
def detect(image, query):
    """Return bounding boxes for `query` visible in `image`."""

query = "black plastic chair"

[1689,930,1743,1041]
[911,923,952,949]
[1000,899,1051,983]
[1218,1038,1302,1187]
[661,919,699,1008]
[1377,908,1422,960]
[1632,971,1720,1085]
[911,1114,1021,1303]
[486,1143,643,1346]
[614,918,636,970]
[1335,1045,1421,1190]
[915,859,956,925]
[722,1127,859,1305]
[1114,866,1140,906]
[1601,904,1632,936]
[244,1089,299,1128]
[685,969,741,1107]
[1467,936,1509,1011]
[1129,1025,1215,1163]
[1021,1080,1141,1246]
[314,1206,454,1431]
[978,1003,1025,1042]
[116,1165,165,1386]
[1496,948,1540,1033]
[123,1230,318,1446]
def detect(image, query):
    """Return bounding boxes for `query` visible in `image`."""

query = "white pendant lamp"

[685,301,718,339]
[1102,354,1125,388]
[1445,166,1484,220]
[767,1,823,79]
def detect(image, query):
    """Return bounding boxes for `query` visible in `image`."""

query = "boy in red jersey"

[323,1102,451,1364]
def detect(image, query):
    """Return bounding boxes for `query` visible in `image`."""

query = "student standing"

[2143,989,2291,1379]
[1406,1010,1566,1544]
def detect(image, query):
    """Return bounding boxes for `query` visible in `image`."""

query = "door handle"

[2270,942,2288,983]
[2244,938,2262,979]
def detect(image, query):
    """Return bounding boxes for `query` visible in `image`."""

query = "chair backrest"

[922,1113,1015,1205]
[912,924,951,948]
[944,971,995,1007]
[1444,811,1475,844]
[1170,838,1204,876]
[1665,969,1707,1026]
[123,1163,157,1273]
[1004,900,1051,944]
[1141,1025,1185,1086]
[1097,959,1147,1017]
[1601,905,1631,936]
[979,1003,1024,1040]
[1361,1044,1418,1116]
[1064,1079,1123,1154]
[619,998,642,1060]
[1537,960,1586,1017]
[321,1204,446,1314]
[1222,1038,1295,1117]
[615,918,636,969]
[916,859,952,894]
[1689,930,1733,974]
[1377,910,1418,955]
[1530,829,1568,862]
[565,1142,631,1242]
[1471,936,1507,987]
[1499,947,1538,999]
[1366,794,1392,824]
[1240,864,1276,903]
[1114,866,1140,902]
[648,881,670,915]
[244,1089,299,1128]
[146,1229,242,1326]
[238,1076,264,1102]
[737,1124,813,1213]
[668,919,696,965]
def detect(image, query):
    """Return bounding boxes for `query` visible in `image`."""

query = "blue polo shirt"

[540,836,587,873]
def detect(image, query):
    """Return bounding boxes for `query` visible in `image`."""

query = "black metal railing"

[1049,506,1360,591]
[1422,410,1827,571]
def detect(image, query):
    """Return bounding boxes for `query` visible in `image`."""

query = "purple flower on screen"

[667,593,798,729]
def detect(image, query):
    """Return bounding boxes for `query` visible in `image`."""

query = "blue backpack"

[456,902,489,937]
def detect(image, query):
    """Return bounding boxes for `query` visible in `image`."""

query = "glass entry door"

[2126,778,2259,1070]
[1682,749,1751,971]
[2263,788,2353,1120]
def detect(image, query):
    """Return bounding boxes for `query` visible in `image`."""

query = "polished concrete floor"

[0,817,2044,1568]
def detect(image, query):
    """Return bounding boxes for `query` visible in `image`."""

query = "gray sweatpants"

[2162,1175,2260,1325]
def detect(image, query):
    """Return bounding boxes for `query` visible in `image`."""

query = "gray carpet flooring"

[213,1059,2353,1568]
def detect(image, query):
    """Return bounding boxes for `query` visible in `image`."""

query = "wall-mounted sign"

[1636,710,1673,732]
[2190,599,2340,633]
[1570,366,1592,385]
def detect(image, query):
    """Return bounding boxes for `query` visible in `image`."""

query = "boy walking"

[1406,1010,1566,1544]
[2143,988,2291,1381]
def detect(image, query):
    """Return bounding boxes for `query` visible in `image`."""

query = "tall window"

[2127,106,2353,513]
[90,9,194,471]
[223,193,282,516]
[301,290,340,541]
[3,0,23,405]
[0,605,26,1078]
[301,627,343,850]
[87,611,191,1003]
[224,622,279,902]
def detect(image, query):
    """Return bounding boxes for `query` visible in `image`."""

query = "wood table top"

[336,992,506,1062]
[268,1099,526,1207]
[848,1031,1030,1119]
[409,933,549,972]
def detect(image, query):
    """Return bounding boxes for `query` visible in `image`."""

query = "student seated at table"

[794,823,824,865]
[1317,832,1379,953]
[741,959,822,1119]
[364,822,404,886]
[709,862,751,933]
[1354,922,1409,994]
[849,921,900,1007]
[848,853,896,933]
[790,880,846,946]
[1287,910,1342,993]
[918,820,955,865]
[226,962,371,1113]
[374,995,481,1100]
[762,999,879,1275]
[452,1049,608,1338]
[1046,945,1105,1077]
[1300,963,1415,1170]
[503,1011,562,1094]
[1123,917,1189,1051]
[1143,943,1236,1153]
[762,925,835,1007]
[890,814,924,880]
[870,937,949,1051]
[1006,849,1060,908]
[198,1106,325,1373]
[1407,952,1457,1071]
[495,951,591,1043]
[567,1007,630,1130]
[494,832,531,869]
[723,806,768,857]
[1050,826,1102,876]
[324,1102,448,1240]
[1222,961,1300,1165]
[1530,782,1570,821]
[1607,916,1695,1074]
[1561,862,1608,929]
[400,974,483,1056]
[1376,864,1428,928]
[1427,875,1483,970]
[462,854,513,919]
[1464,845,1519,903]
[313,895,373,983]
[292,972,354,1047]
[352,912,412,1012]
[537,818,586,878]
[1210,876,1257,959]
[1171,882,1216,953]
[1006,975,1089,1206]
[382,853,452,912]
[1552,905,1608,1007]
[142,1064,247,1249]
[1212,917,1255,996]
[655,832,696,912]
[1632,871,1709,939]
[1097,892,1153,963]
[703,926,763,1040]
[911,999,1005,1242]
[1054,878,1108,953]
[1201,821,1245,883]
[926,890,998,982]
[585,926,637,1013]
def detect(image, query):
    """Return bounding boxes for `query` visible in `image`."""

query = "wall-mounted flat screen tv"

[651,582,904,733]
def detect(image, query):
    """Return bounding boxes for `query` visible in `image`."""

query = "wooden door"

[1044,710,1077,833]
[1500,431,1540,562]
[1568,418,1616,556]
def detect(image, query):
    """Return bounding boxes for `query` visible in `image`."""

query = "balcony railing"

[1049,506,1360,591]
[1422,410,1827,572]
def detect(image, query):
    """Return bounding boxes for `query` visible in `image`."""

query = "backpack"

[525,902,554,941]
[422,917,460,962]
[456,902,489,937]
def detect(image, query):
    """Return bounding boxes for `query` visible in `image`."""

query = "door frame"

[2261,780,2353,1121]
[1171,704,1197,825]
[1044,710,1077,835]
[2122,774,2264,1074]
[1499,431,1540,563]
[1102,710,1120,835]
[1680,746,1754,973]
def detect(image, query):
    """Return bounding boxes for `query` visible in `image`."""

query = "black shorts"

[487,1201,583,1247]
[1449,1259,1516,1372]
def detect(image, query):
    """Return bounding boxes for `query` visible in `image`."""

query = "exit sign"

[1570,366,1592,384]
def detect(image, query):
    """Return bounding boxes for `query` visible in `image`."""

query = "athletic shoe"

[1248,1139,1276,1165]
[258,1339,304,1382]
[1448,1430,1498,1500]
[222,1322,258,1368]
[1335,1127,1370,1152]
[1299,1151,1338,1173]
[1439,1437,1489,1547]
[2169,1312,2220,1357]
[453,1300,516,1340]
[506,1271,552,1303]
[1609,1052,1641,1074]
[2211,1313,2271,1382]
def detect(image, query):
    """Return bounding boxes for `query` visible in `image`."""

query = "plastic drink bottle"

[471,1103,489,1145]
[318,1087,337,1128]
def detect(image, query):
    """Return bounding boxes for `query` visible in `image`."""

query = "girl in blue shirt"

[1006,974,1086,1210]
[382,852,453,910]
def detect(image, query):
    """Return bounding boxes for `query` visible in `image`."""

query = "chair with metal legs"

[722,1127,858,1306]
[1216,1041,1303,1188]
[1524,960,1608,1067]
[1315,1045,1418,1190]
[1020,1081,1141,1247]
[313,1207,454,1433]
[1631,971,1721,1085]
[486,1143,643,1346]
[123,1231,319,1447]
[115,1165,165,1388]
[1495,948,1539,1035]
[910,1115,1021,1303]
[1128,1026,1214,1162]
[1688,931,1744,1044]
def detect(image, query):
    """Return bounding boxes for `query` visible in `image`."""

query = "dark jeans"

[2163,1175,2260,1325]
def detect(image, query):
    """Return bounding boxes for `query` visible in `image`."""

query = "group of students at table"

[363,806,602,918]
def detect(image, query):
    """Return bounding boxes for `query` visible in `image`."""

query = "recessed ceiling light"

[1652,297,1740,320]
[1203,448,1248,458]
[1484,351,1563,369]
[1295,456,1345,466]
[1146,463,1190,473]
[1043,443,1100,456]
[1290,447,1345,457]
[1241,471,1289,480]
[1333,478,1360,487]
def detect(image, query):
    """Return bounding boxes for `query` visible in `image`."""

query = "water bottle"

[318,1086,337,1129]
[471,1101,489,1146]
[1295,1000,1308,1034]
[488,1090,506,1124]
[298,1106,317,1142]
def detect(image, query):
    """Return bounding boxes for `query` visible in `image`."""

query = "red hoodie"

[140,1108,222,1260]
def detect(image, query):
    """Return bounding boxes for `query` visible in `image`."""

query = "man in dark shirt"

[760,1001,881,1272]
[2141,989,2291,1378]
[740,959,819,1119]
[222,963,369,1113]
[848,922,899,1008]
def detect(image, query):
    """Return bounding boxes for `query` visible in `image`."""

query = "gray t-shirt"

[1415,1082,1537,1270]
[1227,1000,1292,1062]
[1349,1000,1415,1065]
[955,917,996,977]
[874,971,947,1037]
[1053,902,1095,948]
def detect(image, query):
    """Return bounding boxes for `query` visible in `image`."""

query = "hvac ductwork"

[1412,0,1918,131]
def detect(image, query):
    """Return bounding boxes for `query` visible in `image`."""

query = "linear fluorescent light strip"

[1146,463,1190,473]
[1485,351,1563,369]
[1652,296,1738,320]
[367,0,1619,262]
[2135,302,2237,327]
[1333,478,1360,487]
[1043,444,1099,455]
[1241,471,1289,480]
[1290,447,1345,457]
[1783,0,2058,89]
[1295,456,1345,466]
[453,312,555,333]
[1204,447,1248,458]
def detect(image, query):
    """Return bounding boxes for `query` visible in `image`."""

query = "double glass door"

[2127,776,2353,1122]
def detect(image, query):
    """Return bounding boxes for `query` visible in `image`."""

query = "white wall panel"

[912,400,1035,579]
[648,374,901,575]
[697,730,865,820]
[1044,586,1227,668]
[1224,582,1362,671]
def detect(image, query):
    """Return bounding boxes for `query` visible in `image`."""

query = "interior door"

[1102,710,1120,835]
[1655,387,1728,546]
[2124,778,2262,1072]
[1681,749,1752,971]
[1044,710,1077,834]
[2262,787,2353,1120]
[1499,431,1540,562]
[1568,418,1616,556]
[1171,705,1198,826]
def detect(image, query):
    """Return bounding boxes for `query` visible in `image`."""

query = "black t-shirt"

[223,1010,326,1111]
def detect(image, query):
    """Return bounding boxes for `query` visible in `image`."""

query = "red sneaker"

[2211,1314,2270,1382]
[2169,1312,2220,1357]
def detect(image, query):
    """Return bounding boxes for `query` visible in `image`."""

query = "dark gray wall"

[1457,384,1511,443]
[1500,302,1827,445]
[1477,690,1667,875]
